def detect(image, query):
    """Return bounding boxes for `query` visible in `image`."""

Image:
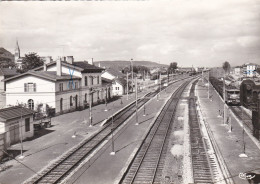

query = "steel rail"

[30,76,191,184]
[120,80,190,184]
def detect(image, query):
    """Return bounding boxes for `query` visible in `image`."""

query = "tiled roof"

[73,62,104,72]
[105,68,125,78]
[0,68,18,77]
[114,77,127,86]
[33,61,104,73]
[4,71,80,82]
[0,106,35,122]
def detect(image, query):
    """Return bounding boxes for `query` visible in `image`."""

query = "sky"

[0,0,260,67]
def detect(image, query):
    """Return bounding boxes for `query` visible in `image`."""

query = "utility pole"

[127,72,129,100]
[19,105,24,159]
[135,77,138,125]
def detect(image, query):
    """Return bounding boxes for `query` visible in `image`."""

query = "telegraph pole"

[135,77,138,125]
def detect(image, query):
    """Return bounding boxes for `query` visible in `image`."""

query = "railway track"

[230,106,252,132]
[119,80,191,184]
[27,76,192,184]
[189,80,214,184]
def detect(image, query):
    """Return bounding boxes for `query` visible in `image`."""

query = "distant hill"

[0,47,15,68]
[94,60,168,71]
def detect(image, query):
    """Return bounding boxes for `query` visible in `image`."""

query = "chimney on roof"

[62,56,66,62]
[57,58,62,76]
[67,56,74,64]
[43,63,47,71]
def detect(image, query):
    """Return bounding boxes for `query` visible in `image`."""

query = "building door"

[9,123,20,145]
[60,98,63,112]
[75,95,78,109]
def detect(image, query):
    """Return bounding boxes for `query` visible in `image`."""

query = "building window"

[69,81,73,90]
[97,91,100,100]
[59,83,63,91]
[70,96,73,106]
[97,76,99,84]
[91,77,94,85]
[75,82,78,89]
[85,76,88,86]
[25,118,30,132]
[28,99,34,110]
[85,93,87,102]
[24,83,36,92]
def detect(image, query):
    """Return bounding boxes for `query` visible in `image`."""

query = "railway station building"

[4,57,111,115]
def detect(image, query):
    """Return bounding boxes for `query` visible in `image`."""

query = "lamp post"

[110,115,115,155]
[223,74,226,124]
[208,71,210,99]
[135,77,139,125]
[105,87,108,111]
[127,72,129,100]
[89,90,93,127]
[18,105,24,159]
[131,58,134,93]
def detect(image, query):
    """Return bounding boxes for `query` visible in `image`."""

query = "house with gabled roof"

[4,56,110,115]
[112,77,127,96]
[0,106,35,147]
[101,68,125,81]
[0,68,18,108]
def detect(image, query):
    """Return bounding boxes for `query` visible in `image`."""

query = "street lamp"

[135,77,139,125]
[18,105,24,160]
[110,115,115,155]
[127,72,129,100]
[131,58,134,93]
[104,87,108,112]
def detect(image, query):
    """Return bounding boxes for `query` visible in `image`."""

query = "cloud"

[0,0,259,67]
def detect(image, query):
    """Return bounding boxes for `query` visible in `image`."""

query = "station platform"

[196,79,260,184]
[0,89,152,184]
[62,81,184,184]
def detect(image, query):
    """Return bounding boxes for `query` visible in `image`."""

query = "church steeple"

[14,40,20,61]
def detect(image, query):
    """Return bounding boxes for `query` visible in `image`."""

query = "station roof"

[34,61,104,73]
[0,106,35,122]
[4,71,80,82]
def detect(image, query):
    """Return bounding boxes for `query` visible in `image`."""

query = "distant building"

[244,63,258,77]
[112,78,127,96]
[101,68,125,80]
[234,67,241,76]
[0,106,35,147]
[0,68,18,108]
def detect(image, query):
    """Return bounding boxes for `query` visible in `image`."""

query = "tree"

[19,52,44,73]
[0,58,16,68]
[168,62,178,73]
[222,61,231,75]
